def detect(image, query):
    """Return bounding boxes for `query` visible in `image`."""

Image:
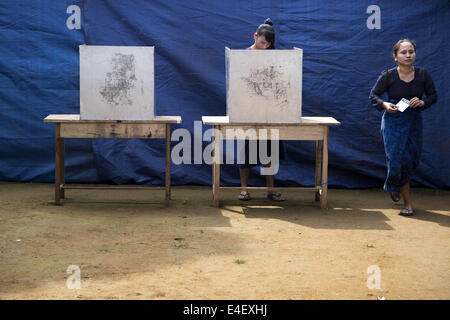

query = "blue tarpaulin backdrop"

[0,0,449,189]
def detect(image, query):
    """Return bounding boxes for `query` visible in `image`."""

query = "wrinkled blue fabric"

[0,0,449,189]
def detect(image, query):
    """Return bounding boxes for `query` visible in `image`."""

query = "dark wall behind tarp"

[0,0,449,189]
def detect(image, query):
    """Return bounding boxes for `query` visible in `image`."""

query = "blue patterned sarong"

[381,104,422,193]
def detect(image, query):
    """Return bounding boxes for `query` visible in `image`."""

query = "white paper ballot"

[396,98,410,112]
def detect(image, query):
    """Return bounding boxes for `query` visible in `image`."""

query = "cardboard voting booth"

[225,47,303,123]
[79,45,155,120]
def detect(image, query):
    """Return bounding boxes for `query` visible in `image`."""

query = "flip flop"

[238,192,251,201]
[390,192,401,202]
[267,193,285,202]
[399,208,414,216]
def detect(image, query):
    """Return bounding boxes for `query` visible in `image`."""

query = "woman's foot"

[267,192,285,202]
[390,192,401,202]
[238,191,251,201]
[399,207,415,216]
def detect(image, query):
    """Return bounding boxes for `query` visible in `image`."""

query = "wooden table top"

[202,116,340,126]
[44,114,182,124]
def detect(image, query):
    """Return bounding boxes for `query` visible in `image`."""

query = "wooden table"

[44,114,182,205]
[202,116,340,208]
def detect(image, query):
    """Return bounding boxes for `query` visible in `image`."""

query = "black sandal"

[267,193,285,202]
[399,208,414,216]
[238,192,251,201]
[390,192,400,202]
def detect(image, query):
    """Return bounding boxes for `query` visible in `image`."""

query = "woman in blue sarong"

[369,39,437,216]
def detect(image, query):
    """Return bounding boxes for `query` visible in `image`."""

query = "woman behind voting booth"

[238,18,287,202]
[369,39,437,216]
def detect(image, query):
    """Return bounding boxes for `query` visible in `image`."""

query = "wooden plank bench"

[44,114,182,205]
[202,116,341,208]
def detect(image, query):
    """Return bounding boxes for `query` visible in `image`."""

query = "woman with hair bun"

[250,18,275,50]
[369,39,437,216]
[238,18,286,202]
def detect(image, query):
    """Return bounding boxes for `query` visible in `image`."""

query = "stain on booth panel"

[100,53,137,106]
[241,66,290,108]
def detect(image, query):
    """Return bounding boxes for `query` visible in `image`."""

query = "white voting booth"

[225,47,303,123]
[202,47,340,209]
[79,45,155,120]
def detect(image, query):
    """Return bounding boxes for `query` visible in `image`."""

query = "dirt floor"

[0,182,448,300]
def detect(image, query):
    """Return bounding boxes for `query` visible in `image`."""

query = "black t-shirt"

[369,67,437,111]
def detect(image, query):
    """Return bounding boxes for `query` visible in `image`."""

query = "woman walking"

[369,39,437,216]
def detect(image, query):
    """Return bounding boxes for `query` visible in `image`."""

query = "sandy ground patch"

[0,182,449,299]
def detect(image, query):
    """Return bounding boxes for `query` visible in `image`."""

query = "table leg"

[213,126,221,207]
[165,124,171,203]
[315,140,323,202]
[60,137,65,199]
[55,124,64,205]
[321,126,328,209]
[212,146,215,200]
